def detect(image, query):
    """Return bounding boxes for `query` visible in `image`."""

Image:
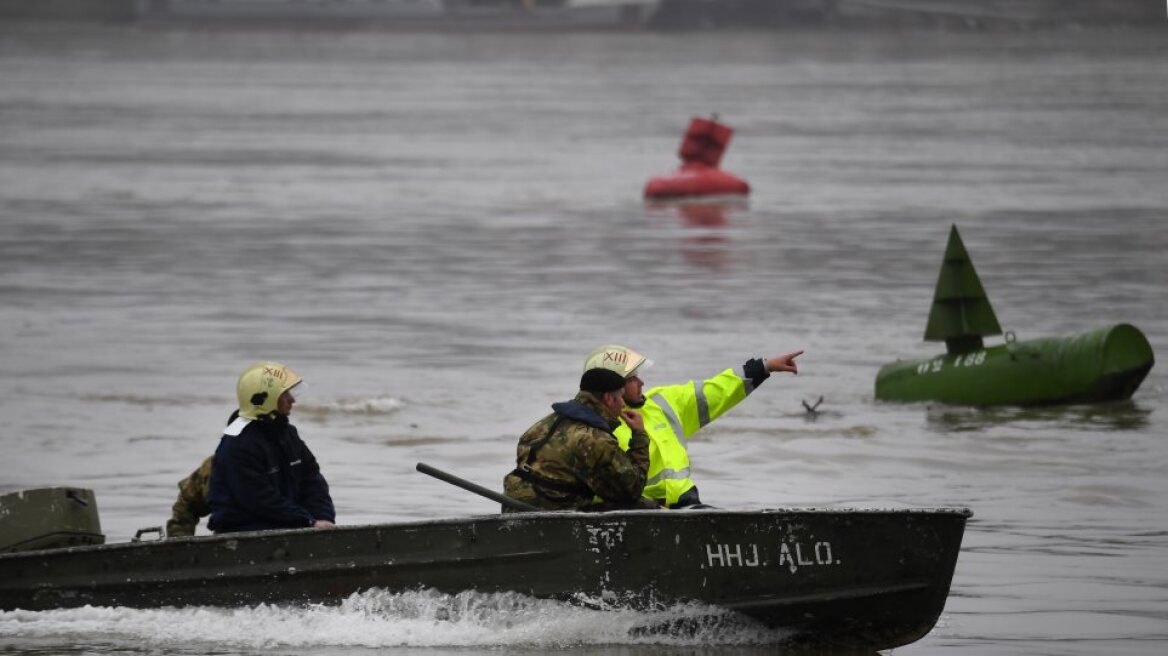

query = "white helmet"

[583,345,652,379]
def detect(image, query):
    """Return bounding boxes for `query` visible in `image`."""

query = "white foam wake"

[0,588,789,649]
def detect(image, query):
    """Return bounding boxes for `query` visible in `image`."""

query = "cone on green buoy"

[875,225,1154,406]
[923,225,1002,355]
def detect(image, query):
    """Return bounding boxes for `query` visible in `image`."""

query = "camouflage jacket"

[503,392,650,511]
[167,455,213,537]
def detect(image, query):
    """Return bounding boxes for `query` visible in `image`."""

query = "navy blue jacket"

[207,416,334,533]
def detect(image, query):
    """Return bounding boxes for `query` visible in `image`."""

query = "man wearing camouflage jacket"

[166,455,213,537]
[504,368,652,512]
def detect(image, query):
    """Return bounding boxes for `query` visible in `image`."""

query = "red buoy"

[644,116,750,200]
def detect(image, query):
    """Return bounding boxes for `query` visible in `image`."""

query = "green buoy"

[875,225,1154,406]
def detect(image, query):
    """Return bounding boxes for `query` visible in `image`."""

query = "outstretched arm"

[643,351,808,442]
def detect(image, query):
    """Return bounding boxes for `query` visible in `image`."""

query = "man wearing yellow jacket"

[584,345,802,508]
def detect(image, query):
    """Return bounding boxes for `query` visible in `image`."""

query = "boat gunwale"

[0,506,972,559]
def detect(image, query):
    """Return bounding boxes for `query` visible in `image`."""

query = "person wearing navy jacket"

[208,362,335,533]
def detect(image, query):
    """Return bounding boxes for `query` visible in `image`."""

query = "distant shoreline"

[1,0,1164,31]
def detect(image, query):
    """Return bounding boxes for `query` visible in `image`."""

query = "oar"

[416,462,538,512]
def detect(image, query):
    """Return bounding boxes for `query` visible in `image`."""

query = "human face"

[276,389,296,416]
[623,375,646,407]
[601,389,625,415]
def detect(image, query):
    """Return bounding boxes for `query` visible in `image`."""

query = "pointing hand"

[766,351,804,375]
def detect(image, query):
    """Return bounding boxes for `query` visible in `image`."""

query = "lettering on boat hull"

[704,541,839,573]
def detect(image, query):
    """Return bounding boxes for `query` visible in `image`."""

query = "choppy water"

[1,22,1166,656]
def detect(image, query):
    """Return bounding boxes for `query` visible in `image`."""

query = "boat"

[875,225,1155,406]
[644,116,751,200]
[136,0,663,30]
[0,484,971,651]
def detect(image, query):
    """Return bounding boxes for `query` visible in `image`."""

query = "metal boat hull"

[0,507,970,650]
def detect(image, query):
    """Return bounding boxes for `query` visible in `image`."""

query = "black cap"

[580,368,627,395]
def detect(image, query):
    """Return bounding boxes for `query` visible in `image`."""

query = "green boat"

[0,485,971,651]
[876,225,1154,406]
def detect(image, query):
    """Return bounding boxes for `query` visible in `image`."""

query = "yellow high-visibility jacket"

[612,359,771,507]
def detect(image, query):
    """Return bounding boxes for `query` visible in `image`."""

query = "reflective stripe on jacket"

[613,362,764,507]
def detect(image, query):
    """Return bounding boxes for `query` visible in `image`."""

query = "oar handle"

[415,462,539,513]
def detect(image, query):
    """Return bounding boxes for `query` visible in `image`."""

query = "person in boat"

[165,410,242,537]
[503,367,656,512]
[207,362,336,533]
[583,345,802,509]
[166,454,213,537]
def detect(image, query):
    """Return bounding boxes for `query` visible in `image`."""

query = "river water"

[0,22,1165,656]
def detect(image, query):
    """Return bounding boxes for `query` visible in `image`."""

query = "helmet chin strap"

[626,396,646,409]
